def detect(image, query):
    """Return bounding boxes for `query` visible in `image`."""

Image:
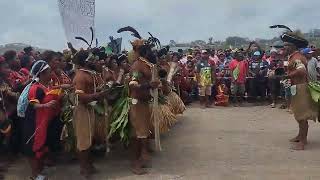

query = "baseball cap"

[302,48,314,55]
[253,51,261,56]
[201,50,208,54]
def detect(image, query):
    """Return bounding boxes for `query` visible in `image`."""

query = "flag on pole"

[58,0,95,49]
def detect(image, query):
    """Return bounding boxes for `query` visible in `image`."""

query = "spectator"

[229,50,248,106]
[268,52,285,108]
[23,46,34,57]
[216,52,228,72]
[185,60,198,101]
[3,50,27,92]
[196,50,216,108]
[302,48,318,82]
[194,51,201,63]
[248,51,269,102]
[209,49,219,64]
[19,55,34,78]
[267,48,277,65]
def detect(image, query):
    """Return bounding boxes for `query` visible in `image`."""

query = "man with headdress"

[128,38,160,174]
[72,50,107,177]
[281,30,318,150]
[117,26,161,174]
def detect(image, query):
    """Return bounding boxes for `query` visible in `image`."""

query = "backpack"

[17,83,32,118]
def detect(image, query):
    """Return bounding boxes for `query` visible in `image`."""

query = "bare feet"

[206,104,213,108]
[291,142,305,151]
[270,103,275,108]
[131,161,148,175]
[80,164,97,178]
[289,136,300,142]
[80,169,92,178]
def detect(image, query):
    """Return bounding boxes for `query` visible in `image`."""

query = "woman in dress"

[21,61,58,180]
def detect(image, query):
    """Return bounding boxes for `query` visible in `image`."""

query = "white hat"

[201,50,208,53]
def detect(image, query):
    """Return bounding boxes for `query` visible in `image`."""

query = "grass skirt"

[150,104,177,134]
[167,91,186,115]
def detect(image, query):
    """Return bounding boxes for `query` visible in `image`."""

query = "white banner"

[58,0,95,49]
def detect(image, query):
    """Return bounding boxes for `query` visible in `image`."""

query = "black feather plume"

[269,25,293,32]
[89,27,94,47]
[117,26,142,39]
[75,36,90,47]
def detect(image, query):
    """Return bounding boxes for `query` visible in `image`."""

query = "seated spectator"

[215,79,229,106]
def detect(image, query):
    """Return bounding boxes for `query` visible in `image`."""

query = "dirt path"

[4,105,320,180]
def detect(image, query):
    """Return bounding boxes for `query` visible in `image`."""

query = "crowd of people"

[0,26,320,179]
[169,42,320,109]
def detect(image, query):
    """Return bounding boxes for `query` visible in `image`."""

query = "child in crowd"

[215,79,229,106]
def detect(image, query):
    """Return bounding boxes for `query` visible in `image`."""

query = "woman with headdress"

[21,60,58,180]
[281,30,318,150]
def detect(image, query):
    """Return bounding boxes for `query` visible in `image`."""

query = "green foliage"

[108,85,131,145]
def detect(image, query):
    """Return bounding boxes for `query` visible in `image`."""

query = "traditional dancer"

[166,54,186,114]
[280,29,318,150]
[72,50,107,177]
[117,26,160,175]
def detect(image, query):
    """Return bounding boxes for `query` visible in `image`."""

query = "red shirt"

[7,70,28,90]
[229,59,248,84]
[19,68,30,79]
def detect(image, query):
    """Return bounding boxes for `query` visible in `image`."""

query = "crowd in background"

[173,42,320,109]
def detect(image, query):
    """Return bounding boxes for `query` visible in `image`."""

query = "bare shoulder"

[73,70,91,83]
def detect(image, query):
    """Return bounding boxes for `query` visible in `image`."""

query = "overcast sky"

[1,0,319,50]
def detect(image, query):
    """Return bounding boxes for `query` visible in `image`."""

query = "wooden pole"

[151,64,162,151]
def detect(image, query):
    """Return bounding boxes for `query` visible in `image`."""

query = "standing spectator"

[302,48,317,82]
[209,49,219,64]
[229,50,248,106]
[185,60,198,101]
[268,55,285,108]
[193,51,201,63]
[196,50,216,108]
[248,51,269,102]
[267,48,277,65]
[19,55,34,78]
[216,52,228,72]
[23,46,34,57]
[317,56,320,80]
[3,50,27,92]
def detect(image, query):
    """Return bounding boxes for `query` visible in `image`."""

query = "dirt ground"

[4,104,320,180]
